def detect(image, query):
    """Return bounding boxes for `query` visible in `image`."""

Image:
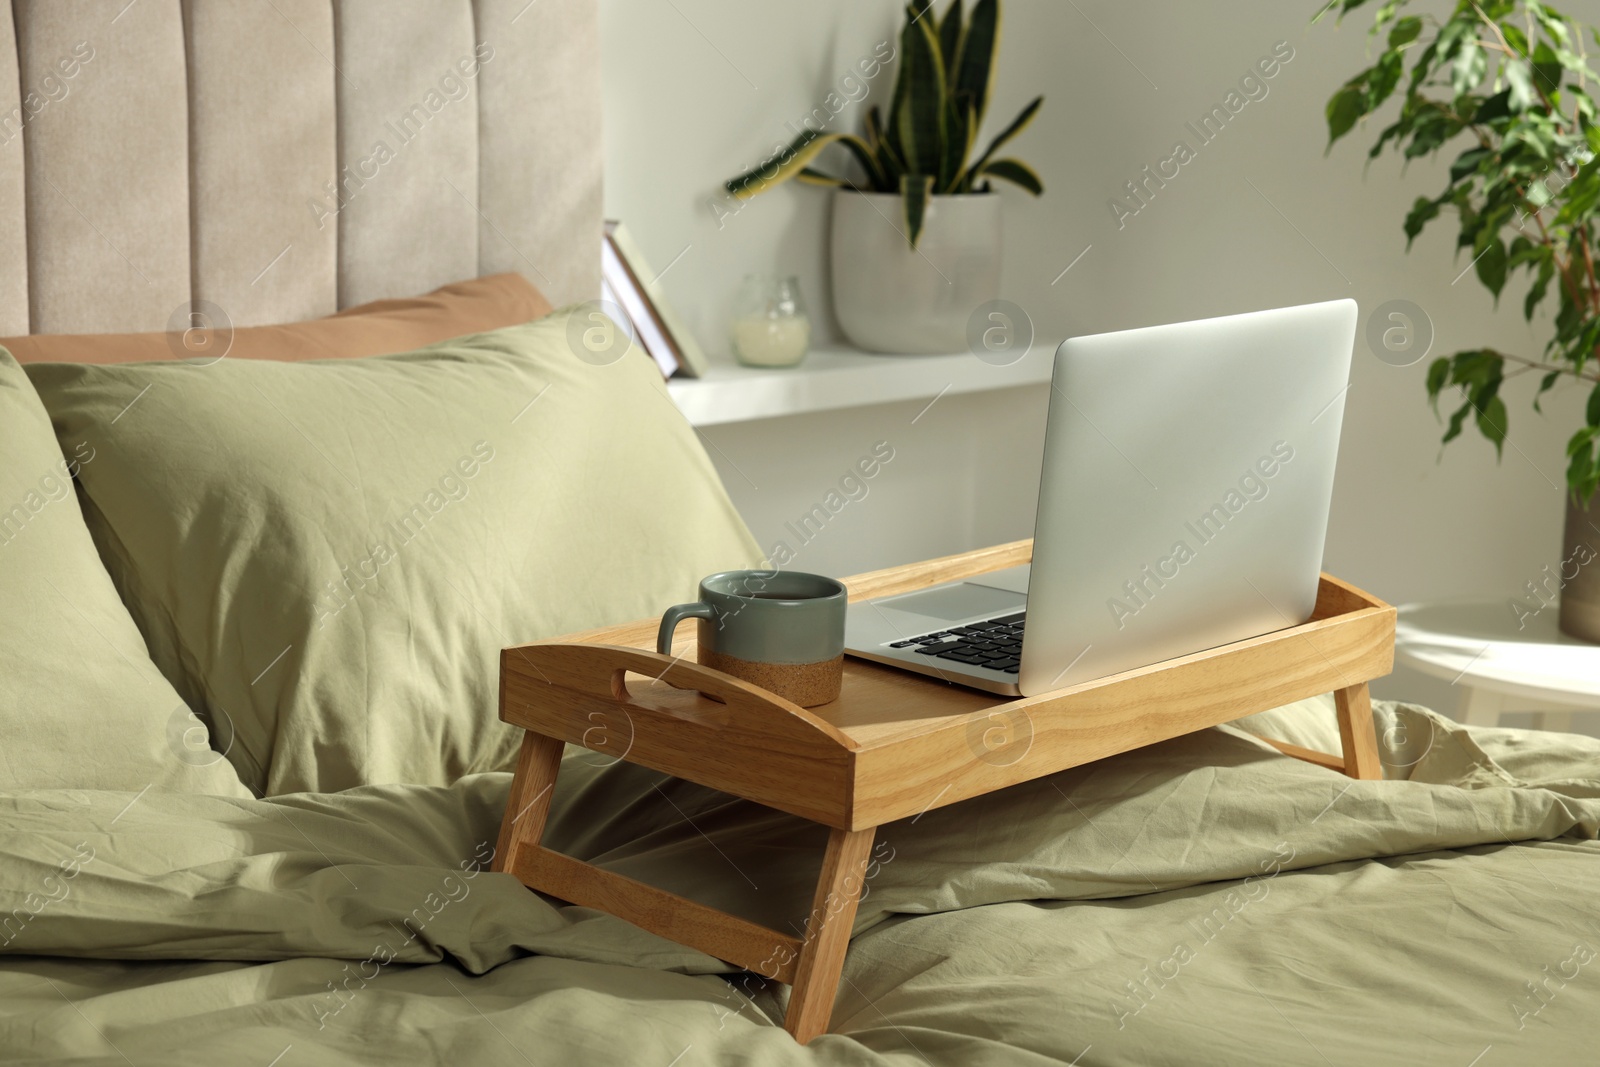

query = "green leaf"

[1569,446,1599,505]
[795,168,849,188]
[1566,424,1599,496]
[938,0,963,73]
[1506,61,1538,111]
[1326,82,1369,146]
[1532,41,1563,95]
[895,7,948,179]
[1426,357,1451,402]
[1555,156,1600,224]
[867,105,904,185]
[1568,319,1600,379]
[1367,117,1405,159]
[1503,23,1530,57]
[1476,394,1510,457]
[1531,4,1572,50]
[1525,255,1555,319]
[1450,146,1492,182]
[975,157,1044,195]
[1534,369,1562,412]
[1315,0,1378,23]
[885,17,912,164]
[1589,382,1600,427]
[1403,195,1442,248]
[1401,107,1458,158]
[1451,40,1488,94]
[939,94,968,192]
[1507,234,1540,270]
[1452,348,1504,390]
[1576,88,1599,125]
[724,130,883,198]
[953,0,999,126]
[837,132,890,190]
[1568,425,1599,458]
[1474,236,1509,297]
[1570,436,1600,505]
[1388,15,1422,48]
[948,97,980,192]
[1367,0,1399,31]
[1368,50,1404,111]
[963,95,1042,187]
[901,173,934,249]
[1406,40,1439,95]
[1443,401,1472,443]
[1473,88,1514,123]
[865,104,886,152]
[724,129,827,198]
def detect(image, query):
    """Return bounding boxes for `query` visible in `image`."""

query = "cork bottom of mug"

[699,649,844,707]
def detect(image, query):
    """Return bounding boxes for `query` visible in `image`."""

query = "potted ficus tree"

[724,0,1044,354]
[1319,0,1600,642]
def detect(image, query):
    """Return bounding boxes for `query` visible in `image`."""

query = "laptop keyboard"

[888,612,1025,673]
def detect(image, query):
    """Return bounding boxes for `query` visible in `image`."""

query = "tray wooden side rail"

[493,539,1396,1042]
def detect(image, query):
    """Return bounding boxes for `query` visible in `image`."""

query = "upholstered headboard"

[0,0,601,336]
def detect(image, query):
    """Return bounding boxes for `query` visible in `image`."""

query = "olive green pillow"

[0,352,249,796]
[26,313,764,795]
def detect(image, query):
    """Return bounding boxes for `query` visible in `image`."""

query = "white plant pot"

[830,190,1003,354]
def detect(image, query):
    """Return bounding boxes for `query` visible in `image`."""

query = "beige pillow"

[27,312,764,795]
[0,352,249,796]
[1,272,553,365]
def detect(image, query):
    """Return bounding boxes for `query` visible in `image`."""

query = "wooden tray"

[492,539,1395,1042]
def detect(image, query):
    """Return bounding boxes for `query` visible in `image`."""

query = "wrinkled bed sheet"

[1,700,1596,1065]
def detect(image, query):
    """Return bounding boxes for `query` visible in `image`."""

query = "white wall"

[601,0,1592,720]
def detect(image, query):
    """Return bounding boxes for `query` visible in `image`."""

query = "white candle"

[733,314,811,367]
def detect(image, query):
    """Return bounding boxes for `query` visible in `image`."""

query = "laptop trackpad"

[875,581,1027,625]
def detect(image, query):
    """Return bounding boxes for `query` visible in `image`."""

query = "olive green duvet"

[2,698,1597,1065]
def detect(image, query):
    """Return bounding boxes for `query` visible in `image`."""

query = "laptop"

[843,299,1359,696]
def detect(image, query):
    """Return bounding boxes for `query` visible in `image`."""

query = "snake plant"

[723,0,1044,249]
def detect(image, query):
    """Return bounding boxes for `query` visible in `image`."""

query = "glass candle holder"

[731,274,811,369]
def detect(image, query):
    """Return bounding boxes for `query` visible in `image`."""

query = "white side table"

[1395,601,1600,730]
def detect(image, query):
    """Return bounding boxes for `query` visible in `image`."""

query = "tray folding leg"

[783,826,875,1042]
[1334,681,1381,780]
[494,731,565,876]
[1258,683,1383,780]
[493,729,875,1043]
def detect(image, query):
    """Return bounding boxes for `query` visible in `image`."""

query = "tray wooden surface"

[492,539,1396,1042]
[499,539,1395,831]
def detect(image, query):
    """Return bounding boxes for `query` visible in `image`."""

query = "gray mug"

[657,570,848,707]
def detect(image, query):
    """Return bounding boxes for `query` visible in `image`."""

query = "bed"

[1,3,1597,1065]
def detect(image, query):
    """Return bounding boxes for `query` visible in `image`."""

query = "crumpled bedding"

[1,699,1596,1065]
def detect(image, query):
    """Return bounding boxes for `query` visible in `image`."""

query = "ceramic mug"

[657,570,847,707]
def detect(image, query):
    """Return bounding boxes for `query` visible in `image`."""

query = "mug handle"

[657,602,715,655]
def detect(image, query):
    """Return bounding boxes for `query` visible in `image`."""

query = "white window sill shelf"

[666,343,1057,427]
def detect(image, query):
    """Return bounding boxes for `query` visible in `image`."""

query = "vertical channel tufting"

[15,0,189,333]
[474,0,602,306]
[0,1,27,334]
[331,0,479,308]
[183,0,337,328]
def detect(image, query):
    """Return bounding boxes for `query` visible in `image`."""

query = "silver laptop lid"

[1019,299,1357,695]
